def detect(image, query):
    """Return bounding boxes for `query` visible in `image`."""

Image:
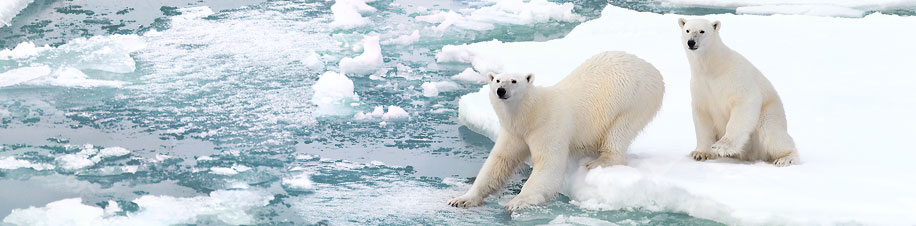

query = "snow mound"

[303,51,325,71]
[311,71,359,116]
[0,0,33,27]
[2,190,273,226]
[416,0,584,31]
[330,0,376,29]
[339,35,383,75]
[448,5,916,225]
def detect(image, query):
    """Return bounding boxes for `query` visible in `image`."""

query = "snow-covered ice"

[416,0,584,31]
[443,5,916,225]
[311,71,359,116]
[0,156,55,171]
[421,81,460,97]
[339,35,383,75]
[381,30,420,46]
[282,172,314,191]
[451,67,486,84]
[661,0,916,17]
[0,0,32,27]
[2,190,273,226]
[330,0,376,29]
[353,105,409,121]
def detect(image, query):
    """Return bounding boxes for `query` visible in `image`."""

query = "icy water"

[2,0,907,225]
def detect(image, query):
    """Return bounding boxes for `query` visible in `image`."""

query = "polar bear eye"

[700,30,705,33]
[512,80,517,83]
[685,29,689,33]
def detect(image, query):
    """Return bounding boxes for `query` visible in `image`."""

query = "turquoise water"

[0,0,761,225]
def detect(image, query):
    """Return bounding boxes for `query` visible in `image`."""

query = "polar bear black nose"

[496,88,507,97]
[687,40,696,49]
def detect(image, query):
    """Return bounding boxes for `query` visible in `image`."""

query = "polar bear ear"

[525,73,534,83]
[487,72,495,82]
[678,18,687,28]
[712,20,721,31]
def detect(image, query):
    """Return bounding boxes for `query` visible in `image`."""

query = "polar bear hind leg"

[586,109,655,170]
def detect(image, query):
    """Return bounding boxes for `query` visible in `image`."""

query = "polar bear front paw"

[772,154,798,167]
[505,195,541,212]
[710,140,740,157]
[689,150,718,161]
[448,194,484,207]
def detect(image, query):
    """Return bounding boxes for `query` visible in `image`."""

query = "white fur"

[448,51,664,211]
[678,18,800,167]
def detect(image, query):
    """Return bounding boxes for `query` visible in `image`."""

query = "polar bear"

[678,18,800,166]
[448,51,664,211]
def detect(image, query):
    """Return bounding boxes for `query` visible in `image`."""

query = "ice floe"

[416,0,584,31]
[340,35,384,75]
[0,0,32,27]
[3,189,273,226]
[445,5,916,225]
[311,71,359,116]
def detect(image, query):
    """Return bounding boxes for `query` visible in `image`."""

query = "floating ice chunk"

[421,81,460,97]
[340,36,383,75]
[0,156,55,171]
[416,0,584,31]
[437,41,504,75]
[381,106,408,120]
[311,71,359,116]
[210,167,239,175]
[381,30,420,46]
[737,5,864,17]
[103,201,121,216]
[330,0,377,29]
[303,51,325,71]
[0,109,9,118]
[0,0,33,27]
[353,105,408,121]
[451,67,486,84]
[546,215,618,226]
[282,172,314,191]
[3,190,273,225]
[56,145,101,170]
[0,41,51,60]
[0,65,52,87]
[98,147,131,158]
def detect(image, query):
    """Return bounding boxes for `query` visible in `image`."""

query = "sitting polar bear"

[678,18,800,166]
[448,51,664,211]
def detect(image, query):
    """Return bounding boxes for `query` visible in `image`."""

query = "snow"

[2,190,273,226]
[0,156,55,171]
[416,0,584,31]
[330,0,376,29]
[444,5,916,225]
[97,147,131,158]
[0,66,51,87]
[281,172,314,191]
[339,35,383,75]
[380,30,420,46]
[421,81,460,97]
[210,165,251,176]
[311,71,359,116]
[54,145,132,170]
[451,67,486,84]
[661,0,916,17]
[736,5,865,18]
[0,0,32,27]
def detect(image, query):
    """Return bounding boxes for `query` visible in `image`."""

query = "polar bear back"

[551,51,665,146]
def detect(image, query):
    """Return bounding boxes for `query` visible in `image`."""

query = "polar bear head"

[487,72,534,102]
[678,18,721,53]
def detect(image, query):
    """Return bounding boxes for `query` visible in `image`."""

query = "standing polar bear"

[678,18,800,166]
[448,51,664,211]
